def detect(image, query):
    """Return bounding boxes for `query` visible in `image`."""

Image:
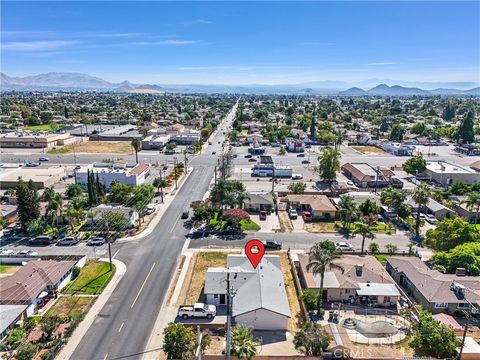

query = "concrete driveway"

[255,213,280,232]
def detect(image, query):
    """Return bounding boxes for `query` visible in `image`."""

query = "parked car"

[17,250,38,256]
[25,161,40,167]
[212,151,216,155]
[244,154,252,158]
[301,160,310,164]
[259,210,267,220]
[262,240,282,250]
[248,158,257,162]
[57,236,79,246]
[297,153,305,157]
[291,173,303,180]
[145,206,156,215]
[425,214,437,224]
[0,248,14,255]
[38,157,49,162]
[178,303,216,319]
[29,236,55,245]
[87,237,105,246]
[302,211,313,221]
[181,210,190,219]
[288,208,298,219]
[336,242,355,252]
[187,229,211,239]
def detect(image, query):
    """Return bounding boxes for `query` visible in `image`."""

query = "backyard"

[65,260,116,295]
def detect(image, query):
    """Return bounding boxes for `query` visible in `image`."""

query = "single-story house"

[405,196,455,220]
[0,259,84,316]
[204,254,291,330]
[243,192,274,212]
[387,256,480,314]
[380,142,414,156]
[0,305,27,340]
[448,195,480,223]
[298,254,400,307]
[286,194,337,220]
[91,204,139,228]
[341,163,395,188]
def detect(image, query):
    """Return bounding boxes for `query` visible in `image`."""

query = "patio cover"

[356,283,400,297]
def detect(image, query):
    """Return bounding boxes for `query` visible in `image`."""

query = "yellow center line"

[131,262,156,308]
[118,322,125,333]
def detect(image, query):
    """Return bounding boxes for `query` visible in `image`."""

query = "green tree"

[409,310,461,358]
[368,242,379,254]
[380,187,406,210]
[162,323,197,360]
[442,102,456,122]
[309,116,316,139]
[131,138,142,164]
[425,217,478,250]
[337,194,357,229]
[5,327,25,346]
[386,243,398,254]
[132,184,155,221]
[306,241,343,313]
[352,221,375,254]
[109,181,133,203]
[389,124,404,141]
[230,326,260,360]
[16,179,40,230]
[300,289,320,312]
[411,122,428,136]
[288,182,307,194]
[26,218,48,236]
[403,153,427,176]
[358,198,380,216]
[98,211,129,232]
[153,177,169,203]
[461,191,480,227]
[16,342,38,360]
[65,183,84,199]
[293,322,332,356]
[318,147,340,183]
[455,111,475,144]
[432,242,480,275]
[412,182,432,236]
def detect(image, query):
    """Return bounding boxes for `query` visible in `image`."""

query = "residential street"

[69,104,237,360]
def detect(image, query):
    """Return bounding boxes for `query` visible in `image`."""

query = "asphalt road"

[70,104,237,360]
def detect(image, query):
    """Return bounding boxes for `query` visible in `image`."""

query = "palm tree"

[306,241,344,313]
[337,194,357,230]
[352,221,375,254]
[41,186,56,202]
[46,192,63,226]
[412,182,432,236]
[462,191,480,228]
[131,138,142,164]
[380,187,406,210]
[230,326,260,360]
[153,177,168,203]
[368,242,379,254]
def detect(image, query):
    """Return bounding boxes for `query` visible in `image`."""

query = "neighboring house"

[341,163,395,188]
[387,257,480,314]
[91,204,139,228]
[286,194,337,220]
[470,160,480,172]
[380,142,414,156]
[204,254,291,330]
[422,161,480,186]
[405,196,455,220]
[0,204,17,224]
[244,192,274,212]
[75,162,151,189]
[448,195,480,223]
[0,259,85,316]
[0,305,27,340]
[298,254,400,307]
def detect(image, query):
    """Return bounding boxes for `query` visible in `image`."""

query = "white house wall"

[234,308,288,330]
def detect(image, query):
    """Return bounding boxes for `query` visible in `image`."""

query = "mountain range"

[1,72,479,96]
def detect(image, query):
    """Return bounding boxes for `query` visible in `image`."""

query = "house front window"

[435,303,448,309]
[458,303,470,309]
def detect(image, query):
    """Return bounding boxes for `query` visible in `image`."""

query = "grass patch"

[335,221,395,234]
[46,296,92,318]
[48,146,72,154]
[24,124,54,131]
[374,254,389,263]
[65,260,115,295]
[0,265,21,275]
[239,219,260,231]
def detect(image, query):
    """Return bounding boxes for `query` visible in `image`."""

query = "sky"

[1,1,479,85]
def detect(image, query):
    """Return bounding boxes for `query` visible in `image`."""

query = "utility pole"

[226,270,232,360]
[374,166,380,194]
[159,169,164,203]
[184,150,188,170]
[271,165,276,193]
[174,157,178,190]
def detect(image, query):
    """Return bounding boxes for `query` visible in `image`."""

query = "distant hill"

[1,71,478,96]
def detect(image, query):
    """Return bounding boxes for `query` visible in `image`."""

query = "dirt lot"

[351,146,390,156]
[46,296,93,318]
[50,141,133,154]
[278,252,303,331]
[304,222,337,233]
[278,211,293,232]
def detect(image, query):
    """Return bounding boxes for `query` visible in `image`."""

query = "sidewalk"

[57,258,127,360]
[118,167,193,242]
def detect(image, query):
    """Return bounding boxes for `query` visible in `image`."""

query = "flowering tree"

[222,208,250,224]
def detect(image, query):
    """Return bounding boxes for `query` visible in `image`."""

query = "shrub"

[300,289,320,312]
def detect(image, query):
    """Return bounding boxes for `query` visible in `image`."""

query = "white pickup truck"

[178,303,217,319]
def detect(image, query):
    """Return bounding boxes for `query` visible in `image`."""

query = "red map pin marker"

[245,239,265,269]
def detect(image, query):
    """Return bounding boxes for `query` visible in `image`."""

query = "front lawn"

[46,296,92,318]
[0,265,21,275]
[239,219,260,231]
[24,124,55,131]
[64,260,115,295]
[335,221,395,234]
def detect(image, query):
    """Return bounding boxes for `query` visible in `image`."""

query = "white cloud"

[184,19,212,25]
[1,40,77,51]
[366,62,399,66]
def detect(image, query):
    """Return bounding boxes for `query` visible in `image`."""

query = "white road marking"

[112,249,120,259]
[118,322,124,333]
[170,217,180,233]
[103,354,108,360]
[131,262,156,308]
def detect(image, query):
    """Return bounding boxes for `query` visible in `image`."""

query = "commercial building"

[251,163,292,178]
[141,132,201,150]
[423,161,480,186]
[0,131,76,149]
[89,124,142,141]
[380,142,414,156]
[0,166,67,190]
[285,138,305,153]
[387,257,480,314]
[341,163,397,188]
[75,162,151,189]
[204,254,291,330]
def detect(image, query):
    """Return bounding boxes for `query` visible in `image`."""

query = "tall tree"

[412,182,432,237]
[462,191,480,227]
[454,111,475,144]
[162,323,197,360]
[16,180,40,230]
[403,153,427,176]
[442,102,456,122]
[352,221,375,254]
[389,124,404,141]
[131,138,142,164]
[309,116,316,139]
[337,194,357,229]
[306,241,343,313]
[318,147,341,183]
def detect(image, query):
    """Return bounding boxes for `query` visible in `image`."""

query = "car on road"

[336,242,355,252]
[178,303,216,319]
[292,173,303,180]
[181,210,190,219]
[212,151,216,155]
[302,211,313,222]
[16,250,39,256]
[87,237,105,246]
[301,160,310,164]
[288,208,298,219]
[262,240,282,250]
[244,154,252,158]
[25,161,40,167]
[38,157,49,162]
[297,153,305,157]
[145,205,156,215]
[248,158,257,162]
[0,248,14,255]
[57,236,79,246]
[29,236,55,245]
[259,210,267,220]
[75,165,81,170]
